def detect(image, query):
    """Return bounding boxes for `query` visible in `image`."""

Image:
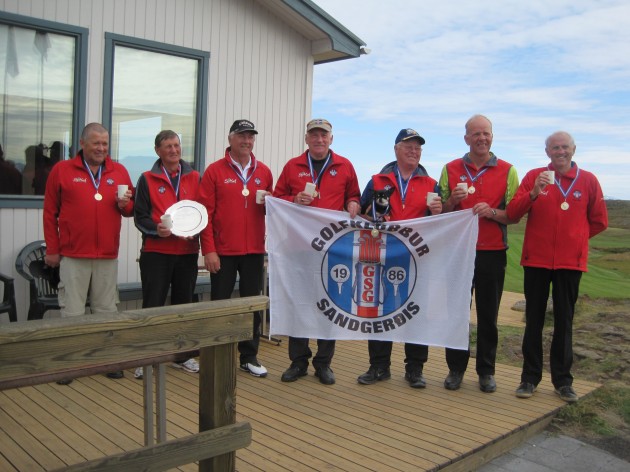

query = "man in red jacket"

[439,115,520,393]
[356,128,442,388]
[44,122,134,382]
[134,129,202,378]
[273,118,361,385]
[507,131,608,403]
[199,120,274,377]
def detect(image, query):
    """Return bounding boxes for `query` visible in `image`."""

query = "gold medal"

[561,201,569,210]
[94,192,102,201]
[242,188,250,197]
[468,186,476,194]
[371,229,379,238]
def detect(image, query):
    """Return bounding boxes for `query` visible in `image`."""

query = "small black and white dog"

[368,187,394,222]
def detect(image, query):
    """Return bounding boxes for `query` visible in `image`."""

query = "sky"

[311,0,630,200]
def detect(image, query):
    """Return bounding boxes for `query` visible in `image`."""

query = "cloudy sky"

[311,0,630,199]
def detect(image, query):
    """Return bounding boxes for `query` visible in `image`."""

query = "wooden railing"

[0,296,269,472]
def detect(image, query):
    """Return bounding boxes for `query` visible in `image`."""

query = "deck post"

[199,342,237,472]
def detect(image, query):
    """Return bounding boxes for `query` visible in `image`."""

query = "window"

[103,34,209,187]
[0,12,86,207]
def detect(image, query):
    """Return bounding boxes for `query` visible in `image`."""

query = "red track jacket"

[507,163,608,271]
[43,152,134,258]
[273,150,360,211]
[199,149,273,256]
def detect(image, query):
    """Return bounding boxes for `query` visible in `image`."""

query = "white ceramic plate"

[164,200,208,237]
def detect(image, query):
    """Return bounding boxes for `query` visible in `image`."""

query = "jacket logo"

[255,178,261,186]
[158,186,166,194]
[459,175,467,182]
[572,190,582,200]
[298,172,310,178]
[73,177,87,183]
[330,169,337,177]
[106,178,114,185]
[224,178,237,184]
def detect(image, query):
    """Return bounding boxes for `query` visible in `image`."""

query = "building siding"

[0,0,316,321]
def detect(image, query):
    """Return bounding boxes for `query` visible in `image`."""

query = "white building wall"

[0,0,315,321]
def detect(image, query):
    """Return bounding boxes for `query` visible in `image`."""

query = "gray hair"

[81,123,108,141]
[545,131,575,148]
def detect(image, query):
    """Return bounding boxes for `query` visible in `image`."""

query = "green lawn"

[504,219,630,299]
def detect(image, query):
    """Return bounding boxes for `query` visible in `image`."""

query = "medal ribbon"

[395,166,410,207]
[82,159,102,195]
[307,152,332,190]
[464,164,489,186]
[229,156,257,191]
[161,163,182,199]
[555,167,580,201]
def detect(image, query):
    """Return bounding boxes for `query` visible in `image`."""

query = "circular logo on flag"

[321,230,416,318]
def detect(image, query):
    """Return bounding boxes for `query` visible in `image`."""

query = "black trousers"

[445,250,506,376]
[139,252,198,308]
[521,267,582,388]
[288,337,335,370]
[367,340,428,373]
[211,254,264,365]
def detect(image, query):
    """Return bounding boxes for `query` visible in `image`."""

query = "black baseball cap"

[229,119,258,134]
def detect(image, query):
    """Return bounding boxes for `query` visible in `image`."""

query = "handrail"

[0,296,268,472]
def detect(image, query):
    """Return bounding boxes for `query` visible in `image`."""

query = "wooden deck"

[0,293,600,471]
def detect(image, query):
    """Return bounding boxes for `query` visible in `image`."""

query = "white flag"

[266,197,478,349]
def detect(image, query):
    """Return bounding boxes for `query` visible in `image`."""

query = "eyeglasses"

[399,142,422,151]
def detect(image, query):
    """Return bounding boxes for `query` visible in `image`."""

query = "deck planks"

[0,292,600,472]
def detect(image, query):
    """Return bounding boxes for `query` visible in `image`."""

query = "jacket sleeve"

[587,174,608,238]
[360,179,375,213]
[43,165,62,255]
[506,170,535,221]
[438,166,451,202]
[343,163,361,208]
[272,164,297,203]
[133,174,158,237]
[198,168,217,255]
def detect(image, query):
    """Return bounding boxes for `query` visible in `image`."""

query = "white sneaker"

[240,362,268,377]
[134,367,144,380]
[172,358,200,373]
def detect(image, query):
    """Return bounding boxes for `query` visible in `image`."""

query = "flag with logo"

[266,197,478,349]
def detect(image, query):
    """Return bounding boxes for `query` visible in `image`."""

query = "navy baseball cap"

[395,128,425,145]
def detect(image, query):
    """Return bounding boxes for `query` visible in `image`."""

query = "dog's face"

[371,187,395,220]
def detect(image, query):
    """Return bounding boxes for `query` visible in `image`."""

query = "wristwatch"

[491,209,497,216]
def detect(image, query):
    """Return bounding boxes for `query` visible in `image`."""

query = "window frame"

[102,33,209,180]
[0,12,88,209]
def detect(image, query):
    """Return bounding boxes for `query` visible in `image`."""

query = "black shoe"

[555,385,578,403]
[515,382,537,398]
[315,366,335,385]
[479,374,496,393]
[106,371,124,379]
[56,379,73,385]
[281,365,308,382]
[357,366,391,385]
[405,370,426,389]
[444,371,464,390]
